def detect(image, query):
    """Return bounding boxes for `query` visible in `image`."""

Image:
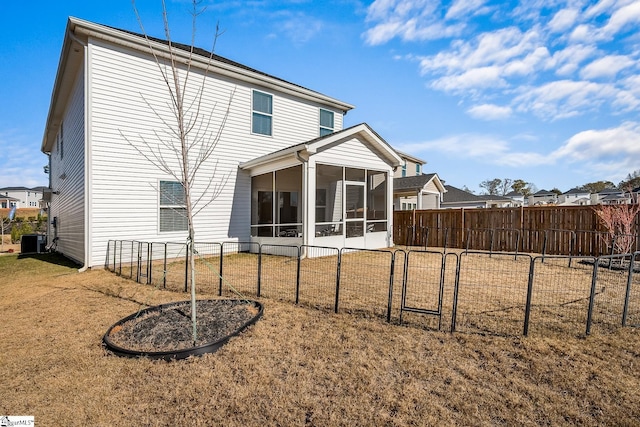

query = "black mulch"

[107,299,259,352]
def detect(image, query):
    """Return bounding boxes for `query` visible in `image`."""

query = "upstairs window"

[319,109,334,136]
[252,90,273,136]
[401,164,406,177]
[159,180,187,232]
[416,163,421,175]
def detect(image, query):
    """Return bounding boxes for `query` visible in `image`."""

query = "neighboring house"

[528,189,557,206]
[593,188,631,205]
[394,151,426,179]
[504,190,525,207]
[558,188,591,206]
[0,186,46,208]
[41,18,403,268]
[393,173,446,210]
[0,195,20,209]
[441,185,514,209]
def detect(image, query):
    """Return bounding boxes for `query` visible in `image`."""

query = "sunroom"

[239,123,403,251]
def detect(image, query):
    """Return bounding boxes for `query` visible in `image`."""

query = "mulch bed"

[106,299,260,352]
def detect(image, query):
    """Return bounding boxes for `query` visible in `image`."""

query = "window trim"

[251,89,273,136]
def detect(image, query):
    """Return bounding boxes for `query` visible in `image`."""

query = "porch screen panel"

[367,170,387,232]
[275,165,302,237]
[315,164,343,237]
[251,172,274,237]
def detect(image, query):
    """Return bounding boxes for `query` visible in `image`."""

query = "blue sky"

[1,0,639,193]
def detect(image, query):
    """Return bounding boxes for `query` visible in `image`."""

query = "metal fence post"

[450,254,462,333]
[387,252,395,323]
[295,246,301,305]
[218,243,223,297]
[257,244,262,297]
[335,249,342,313]
[523,258,536,336]
[621,252,637,326]
[585,258,599,335]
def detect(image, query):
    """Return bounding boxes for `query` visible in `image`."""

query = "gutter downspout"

[69,29,91,273]
[295,150,308,259]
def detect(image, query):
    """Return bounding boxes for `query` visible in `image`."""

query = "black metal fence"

[106,240,640,338]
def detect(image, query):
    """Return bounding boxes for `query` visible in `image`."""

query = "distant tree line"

[470,169,640,197]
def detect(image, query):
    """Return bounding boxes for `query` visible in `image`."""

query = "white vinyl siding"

[48,65,85,264]
[82,39,347,266]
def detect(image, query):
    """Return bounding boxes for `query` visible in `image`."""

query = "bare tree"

[123,0,234,343]
[593,188,640,254]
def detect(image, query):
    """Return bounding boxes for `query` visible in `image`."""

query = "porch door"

[345,182,365,246]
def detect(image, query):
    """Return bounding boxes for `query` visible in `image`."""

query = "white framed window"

[319,109,334,136]
[159,180,187,232]
[416,163,421,175]
[252,90,273,136]
[401,164,407,177]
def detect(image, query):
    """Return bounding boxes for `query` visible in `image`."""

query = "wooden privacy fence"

[393,205,640,256]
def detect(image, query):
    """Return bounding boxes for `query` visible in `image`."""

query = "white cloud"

[513,80,619,120]
[363,0,640,121]
[600,0,640,38]
[548,8,580,33]
[363,0,466,45]
[431,66,507,93]
[553,121,640,160]
[398,133,552,167]
[445,0,491,20]
[547,44,597,76]
[580,54,636,79]
[466,103,512,120]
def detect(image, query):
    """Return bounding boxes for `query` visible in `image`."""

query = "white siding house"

[41,18,402,268]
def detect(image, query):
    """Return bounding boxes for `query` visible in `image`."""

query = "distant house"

[394,151,425,179]
[393,173,446,210]
[0,186,46,208]
[0,194,20,209]
[592,188,631,205]
[41,18,403,268]
[528,189,557,206]
[558,188,591,206]
[441,185,514,209]
[504,190,525,207]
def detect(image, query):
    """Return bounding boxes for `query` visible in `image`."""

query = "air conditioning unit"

[21,234,46,254]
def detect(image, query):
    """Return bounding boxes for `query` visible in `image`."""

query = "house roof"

[0,187,30,191]
[395,151,426,166]
[597,188,622,195]
[394,174,436,191]
[505,190,522,197]
[239,123,403,171]
[563,187,589,195]
[393,173,446,194]
[532,189,556,196]
[442,185,483,203]
[42,17,355,153]
[442,185,512,205]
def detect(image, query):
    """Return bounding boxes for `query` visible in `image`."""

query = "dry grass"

[2,253,640,426]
